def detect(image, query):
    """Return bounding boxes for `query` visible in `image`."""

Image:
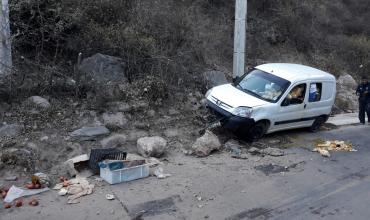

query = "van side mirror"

[232,76,240,85]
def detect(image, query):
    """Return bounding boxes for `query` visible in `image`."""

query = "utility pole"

[233,0,247,79]
[0,0,12,77]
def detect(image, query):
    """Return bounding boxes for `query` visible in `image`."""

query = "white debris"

[105,194,115,200]
[153,167,171,179]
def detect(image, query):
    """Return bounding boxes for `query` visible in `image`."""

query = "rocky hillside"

[2,0,369,109]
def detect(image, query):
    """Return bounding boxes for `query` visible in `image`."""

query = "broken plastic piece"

[4,185,49,203]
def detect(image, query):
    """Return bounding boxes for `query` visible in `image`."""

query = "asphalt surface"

[249,124,370,220]
[1,125,370,220]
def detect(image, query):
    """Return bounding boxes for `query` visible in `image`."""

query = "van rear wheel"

[309,116,326,132]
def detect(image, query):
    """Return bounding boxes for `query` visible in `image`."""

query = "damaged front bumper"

[206,100,255,132]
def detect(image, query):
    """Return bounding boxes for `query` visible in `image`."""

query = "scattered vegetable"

[29,199,39,206]
[15,200,23,207]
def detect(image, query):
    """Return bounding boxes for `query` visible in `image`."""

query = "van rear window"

[234,69,291,103]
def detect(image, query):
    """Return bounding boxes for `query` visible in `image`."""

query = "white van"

[205,63,336,140]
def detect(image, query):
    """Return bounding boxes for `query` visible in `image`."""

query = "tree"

[0,0,12,77]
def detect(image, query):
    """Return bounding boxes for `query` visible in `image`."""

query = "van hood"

[209,84,269,108]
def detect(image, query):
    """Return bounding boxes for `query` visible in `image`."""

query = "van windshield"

[235,69,291,103]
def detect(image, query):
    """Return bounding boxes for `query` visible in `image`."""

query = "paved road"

[246,125,370,220]
[2,125,370,220]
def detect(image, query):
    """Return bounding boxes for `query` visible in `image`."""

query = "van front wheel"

[309,116,326,132]
[248,121,268,141]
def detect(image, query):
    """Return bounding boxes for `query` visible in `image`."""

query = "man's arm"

[356,85,361,96]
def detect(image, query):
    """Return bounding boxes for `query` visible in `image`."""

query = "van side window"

[282,84,306,106]
[309,83,322,102]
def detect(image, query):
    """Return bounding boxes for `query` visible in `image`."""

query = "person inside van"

[315,86,322,101]
[356,76,370,124]
[309,83,322,102]
[309,84,317,102]
[286,84,305,105]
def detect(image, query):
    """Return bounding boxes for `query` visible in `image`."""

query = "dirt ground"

[2,125,370,220]
[0,145,306,220]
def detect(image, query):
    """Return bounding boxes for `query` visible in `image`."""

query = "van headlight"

[232,107,253,118]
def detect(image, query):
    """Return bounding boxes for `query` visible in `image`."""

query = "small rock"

[127,130,149,142]
[267,139,281,145]
[147,110,156,117]
[100,134,127,149]
[225,139,244,150]
[0,124,24,138]
[0,102,10,111]
[102,112,128,129]
[163,128,179,138]
[192,130,221,157]
[134,122,149,130]
[70,126,110,141]
[132,101,149,111]
[231,153,248,160]
[168,108,179,116]
[137,136,167,158]
[40,136,49,141]
[5,176,17,181]
[248,147,262,155]
[182,149,193,155]
[27,96,51,109]
[230,146,242,156]
[262,147,284,157]
[107,102,132,112]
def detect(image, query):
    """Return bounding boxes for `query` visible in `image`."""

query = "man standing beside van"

[356,76,370,124]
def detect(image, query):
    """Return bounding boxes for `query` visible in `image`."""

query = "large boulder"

[192,130,221,157]
[27,96,51,109]
[0,124,24,138]
[79,53,127,84]
[203,70,228,89]
[137,136,167,158]
[102,112,128,129]
[70,126,110,141]
[336,74,358,112]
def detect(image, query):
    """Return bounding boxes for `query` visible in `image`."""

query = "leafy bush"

[6,0,370,100]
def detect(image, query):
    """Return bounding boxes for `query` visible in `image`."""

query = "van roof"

[255,63,335,82]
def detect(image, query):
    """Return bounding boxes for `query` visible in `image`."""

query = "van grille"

[211,96,233,110]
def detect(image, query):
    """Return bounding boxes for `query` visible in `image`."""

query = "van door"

[271,83,308,131]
